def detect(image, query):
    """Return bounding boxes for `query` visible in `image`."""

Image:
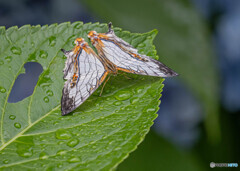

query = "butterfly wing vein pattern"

[88,23,178,77]
[61,39,107,115]
[61,23,178,115]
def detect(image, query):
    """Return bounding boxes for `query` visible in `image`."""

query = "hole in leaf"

[8,62,43,103]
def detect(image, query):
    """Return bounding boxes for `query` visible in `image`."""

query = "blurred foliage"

[82,0,221,143]
[118,131,206,171]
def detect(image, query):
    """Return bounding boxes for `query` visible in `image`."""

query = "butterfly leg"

[122,73,132,80]
[99,75,111,96]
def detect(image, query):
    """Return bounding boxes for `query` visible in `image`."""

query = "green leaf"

[0,22,164,170]
[82,0,221,143]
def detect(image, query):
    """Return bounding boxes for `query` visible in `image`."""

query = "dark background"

[1,0,239,170]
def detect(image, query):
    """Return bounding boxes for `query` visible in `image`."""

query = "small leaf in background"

[0,22,165,169]
[82,0,221,143]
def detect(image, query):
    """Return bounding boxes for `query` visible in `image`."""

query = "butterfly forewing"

[61,40,107,115]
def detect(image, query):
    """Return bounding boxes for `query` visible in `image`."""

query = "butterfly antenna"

[107,22,113,33]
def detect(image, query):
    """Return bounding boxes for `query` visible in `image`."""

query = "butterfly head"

[88,31,99,44]
[74,38,89,47]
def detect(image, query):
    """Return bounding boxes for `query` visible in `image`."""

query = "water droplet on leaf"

[46,90,53,96]
[49,36,56,46]
[14,122,21,128]
[143,107,156,113]
[138,43,145,48]
[39,152,48,159]
[67,139,79,147]
[39,50,48,58]
[11,46,22,55]
[17,147,33,158]
[113,101,122,106]
[3,159,9,164]
[9,115,16,120]
[0,87,6,93]
[28,53,37,61]
[43,97,49,103]
[114,91,133,101]
[5,56,12,62]
[57,150,67,156]
[68,157,81,163]
[57,164,63,168]
[56,129,72,140]
[130,97,139,104]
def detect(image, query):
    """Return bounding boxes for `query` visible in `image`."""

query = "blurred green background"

[1,0,239,170]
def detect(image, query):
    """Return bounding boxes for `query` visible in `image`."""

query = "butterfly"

[61,23,178,115]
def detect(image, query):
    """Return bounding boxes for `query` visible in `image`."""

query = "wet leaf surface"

[0,22,164,170]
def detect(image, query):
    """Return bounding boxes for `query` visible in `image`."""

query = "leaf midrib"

[0,100,145,168]
[0,105,60,152]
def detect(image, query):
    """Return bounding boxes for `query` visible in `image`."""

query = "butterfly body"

[61,23,178,115]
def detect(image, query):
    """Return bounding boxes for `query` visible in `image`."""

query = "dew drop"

[136,87,144,93]
[11,46,22,55]
[31,42,35,47]
[114,91,133,101]
[5,56,12,62]
[113,101,122,106]
[138,43,145,48]
[55,129,72,140]
[9,115,16,120]
[17,147,33,158]
[49,36,56,46]
[0,87,6,93]
[57,164,63,168]
[143,107,156,113]
[130,97,139,104]
[39,152,49,159]
[3,159,9,164]
[68,157,81,163]
[46,90,53,96]
[8,66,12,71]
[53,121,59,125]
[67,139,79,148]
[39,50,48,58]
[43,96,49,103]
[58,141,64,145]
[0,60,4,65]
[28,53,37,62]
[14,122,21,129]
[57,150,67,156]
